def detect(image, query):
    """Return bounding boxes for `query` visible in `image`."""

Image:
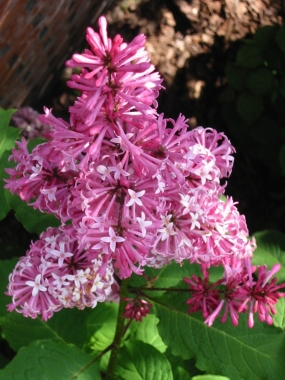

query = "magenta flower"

[7,15,274,325]
[184,270,222,318]
[185,258,285,327]
[238,262,285,327]
[124,297,152,322]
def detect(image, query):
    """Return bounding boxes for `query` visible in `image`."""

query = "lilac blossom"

[6,15,284,325]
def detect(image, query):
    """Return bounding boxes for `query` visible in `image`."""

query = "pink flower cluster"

[5,16,282,323]
[7,226,114,320]
[184,258,285,327]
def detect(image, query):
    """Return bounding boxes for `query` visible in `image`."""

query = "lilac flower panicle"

[5,16,284,324]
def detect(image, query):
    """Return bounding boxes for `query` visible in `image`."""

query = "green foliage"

[253,229,285,282]
[0,90,285,380]
[87,302,118,352]
[129,314,167,353]
[5,191,60,234]
[192,376,230,380]
[165,350,203,379]
[236,42,263,68]
[0,109,18,160]
[273,298,285,330]
[153,292,285,380]
[0,340,101,380]
[0,108,19,221]
[236,92,263,124]
[0,110,60,231]
[1,308,89,352]
[221,25,285,174]
[115,341,173,380]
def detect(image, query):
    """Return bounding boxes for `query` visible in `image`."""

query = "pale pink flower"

[47,242,73,267]
[26,274,47,297]
[136,212,152,237]
[101,227,125,252]
[126,189,145,207]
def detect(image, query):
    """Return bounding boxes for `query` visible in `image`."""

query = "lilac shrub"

[5,16,284,328]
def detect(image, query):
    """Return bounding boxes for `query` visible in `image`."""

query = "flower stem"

[105,277,129,380]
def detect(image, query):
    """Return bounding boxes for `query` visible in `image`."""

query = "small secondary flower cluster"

[5,16,283,323]
[184,258,285,327]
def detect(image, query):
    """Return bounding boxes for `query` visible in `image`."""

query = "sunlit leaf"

[5,192,60,235]
[273,298,285,330]
[87,302,118,352]
[192,376,230,380]
[130,314,167,353]
[0,108,18,159]
[252,230,285,282]
[115,341,173,380]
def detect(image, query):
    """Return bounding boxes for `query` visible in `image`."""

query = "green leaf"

[246,68,274,96]
[154,292,285,380]
[0,258,18,317]
[0,352,9,370]
[0,339,100,380]
[236,43,263,68]
[0,108,18,159]
[130,260,202,290]
[275,24,285,53]
[87,302,118,352]
[252,230,285,282]
[115,341,173,380]
[0,150,14,220]
[263,45,282,72]
[254,25,278,48]
[5,192,60,235]
[0,128,19,159]
[273,298,285,330]
[237,92,263,124]
[1,308,88,351]
[27,138,46,152]
[165,350,203,380]
[225,63,247,91]
[192,376,230,380]
[130,314,167,353]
